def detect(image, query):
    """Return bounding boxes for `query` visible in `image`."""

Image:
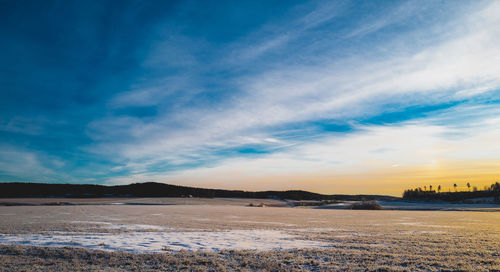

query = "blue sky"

[1,0,500,195]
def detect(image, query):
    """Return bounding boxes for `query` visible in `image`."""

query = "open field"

[0,200,499,271]
[2,197,499,211]
[0,197,289,207]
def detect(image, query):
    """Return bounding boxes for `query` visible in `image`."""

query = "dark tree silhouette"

[403,182,500,202]
[467,182,471,191]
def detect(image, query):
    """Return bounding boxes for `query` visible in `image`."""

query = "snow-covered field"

[0,200,499,271]
[0,203,498,251]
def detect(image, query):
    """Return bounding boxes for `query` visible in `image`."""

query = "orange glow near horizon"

[167,159,500,197]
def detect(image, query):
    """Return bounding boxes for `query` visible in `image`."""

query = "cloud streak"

[1,0,499,194]
[88,1,500,170]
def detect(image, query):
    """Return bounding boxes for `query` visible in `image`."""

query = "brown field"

[0,199,499,271]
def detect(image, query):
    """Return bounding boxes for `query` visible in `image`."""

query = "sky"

[1,0,500,196]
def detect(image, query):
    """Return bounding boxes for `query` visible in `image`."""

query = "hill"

[0,182,399,201]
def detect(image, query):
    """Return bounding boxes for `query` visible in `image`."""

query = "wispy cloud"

[1,1,499,193]
[0,145,67,182]
[134,104,500,194]
[225,1,347,62]
[0,116,47,135]
[87,1,500,176]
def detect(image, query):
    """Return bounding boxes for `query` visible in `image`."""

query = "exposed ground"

[0,199,499,271]
[0,197,289,207]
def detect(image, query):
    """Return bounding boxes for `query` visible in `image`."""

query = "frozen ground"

[0,202,499,271]
[377,201,500,211]
[0,229,330,252]
[2,197,499,212]
[316,200,500,211]
[0,197,289,207]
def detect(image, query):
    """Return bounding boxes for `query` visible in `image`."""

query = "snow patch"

[0,230,330,253]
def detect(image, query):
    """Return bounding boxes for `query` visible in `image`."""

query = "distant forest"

[0,182,399,201]
[403,182,500,203]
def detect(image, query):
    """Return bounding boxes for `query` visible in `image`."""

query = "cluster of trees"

[403,182,500,202]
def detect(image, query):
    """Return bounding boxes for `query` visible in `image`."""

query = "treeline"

[0,182,399,201]
[403,182,500,202]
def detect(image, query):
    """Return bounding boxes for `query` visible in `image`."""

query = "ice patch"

[69,221,174,231]
[106,224,173,231]
[0,230,330,253]
[291,228,342,232]
[70,221,112,225]
[396,222,421,226]
[235,220,296,226]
